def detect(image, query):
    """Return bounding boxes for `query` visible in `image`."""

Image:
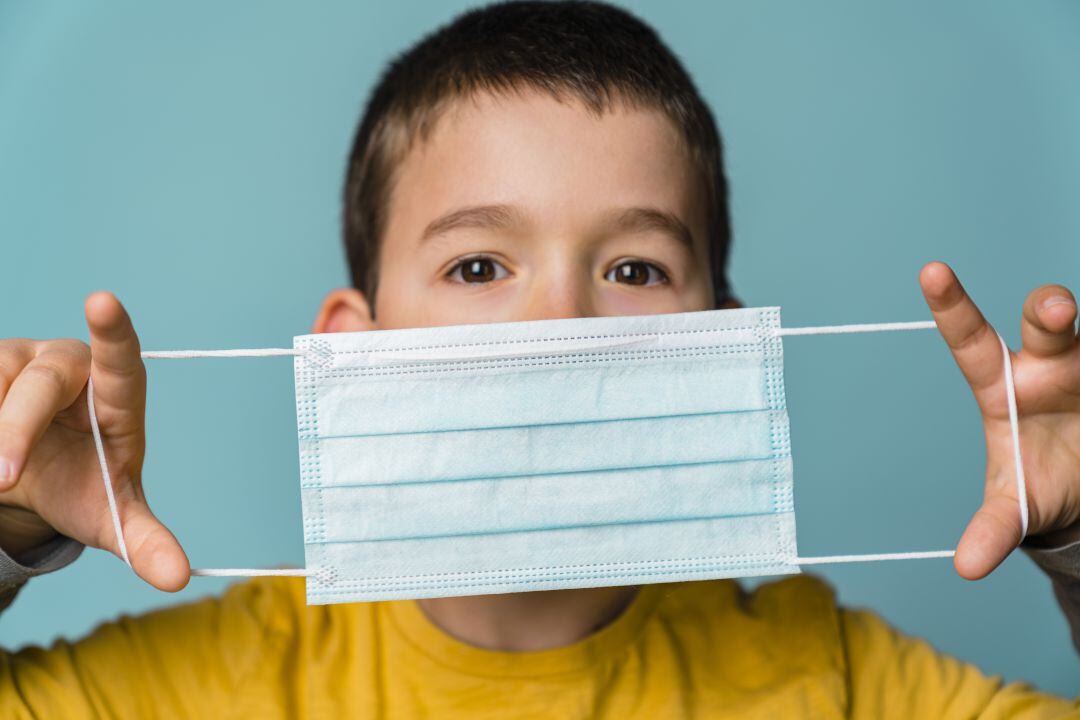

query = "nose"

[520,264,597,322]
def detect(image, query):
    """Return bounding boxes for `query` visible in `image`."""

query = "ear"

[312,288,376,334]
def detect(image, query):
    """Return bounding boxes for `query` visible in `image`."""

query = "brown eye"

[447,256,510,284]
[463,258,495,282]
[605,260,668,286]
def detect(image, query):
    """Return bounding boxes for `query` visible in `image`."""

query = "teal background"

[1,0,1078,697]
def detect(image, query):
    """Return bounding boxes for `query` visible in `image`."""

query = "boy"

[1,2,1078,716]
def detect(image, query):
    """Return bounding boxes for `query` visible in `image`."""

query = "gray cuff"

[0,535,85,610]
[1024,538,1080,653]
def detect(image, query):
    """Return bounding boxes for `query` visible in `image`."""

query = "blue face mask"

[295,307,798,604]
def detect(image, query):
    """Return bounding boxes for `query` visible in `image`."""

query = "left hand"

[920,262,1080,580]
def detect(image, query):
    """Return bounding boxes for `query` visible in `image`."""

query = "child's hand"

[0,292,189,591]
[920,262,1080,579]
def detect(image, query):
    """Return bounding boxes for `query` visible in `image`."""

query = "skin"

[0,91,1078,651]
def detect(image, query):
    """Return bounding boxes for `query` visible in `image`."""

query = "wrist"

[0,506,59,560]
[1025,522,1080,550]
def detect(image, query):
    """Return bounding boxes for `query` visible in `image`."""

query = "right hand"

[0,292,189,591]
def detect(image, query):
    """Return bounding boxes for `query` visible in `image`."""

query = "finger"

[0,345,90,490]
[919,262,1003,393]
[110,500,190,592]
[1020,284,1077,358]
[84,292,146,419]
[0,339,35,407]
[953,493,1023,580]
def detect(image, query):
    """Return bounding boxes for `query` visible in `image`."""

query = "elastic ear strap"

[998,332,1029,538]
[790,325,1028,565]
[90,348,310,578]
[87,376,131,568]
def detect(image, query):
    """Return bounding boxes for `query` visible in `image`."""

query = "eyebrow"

[418,204,695,249]
[420,204,526,245]
[605,207,694,250]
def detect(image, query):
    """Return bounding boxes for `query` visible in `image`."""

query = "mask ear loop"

[787,323,1029,565]
[998,332,1029,539]
[88,347,312,578]
[87,376,131,568]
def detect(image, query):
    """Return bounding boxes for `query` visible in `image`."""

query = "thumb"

[954,492,1023,580]
[109,500,190,592]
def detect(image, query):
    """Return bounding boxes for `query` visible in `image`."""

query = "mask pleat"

[310,457,791,542]
[306,514,796,602]
[312,357,766,437]
[310,410,781,487]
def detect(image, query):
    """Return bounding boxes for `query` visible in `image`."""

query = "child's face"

[370,90,716,330]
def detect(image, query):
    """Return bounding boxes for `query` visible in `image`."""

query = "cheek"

[371,261,437,329]
[376,272,523,329]
[600,276,715,317]
[422,283,526,326]
[599,288,687,317]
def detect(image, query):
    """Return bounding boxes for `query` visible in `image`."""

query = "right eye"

[446,256,510,284]
[604,259,669,287]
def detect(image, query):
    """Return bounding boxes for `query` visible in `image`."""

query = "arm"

[0,534,82,611]
[842,607,1079,719]
[1025,539,1080,652]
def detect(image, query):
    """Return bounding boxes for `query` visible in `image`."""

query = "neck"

[417,586,639,651]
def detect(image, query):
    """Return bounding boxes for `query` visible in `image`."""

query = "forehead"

[384,89,708,242]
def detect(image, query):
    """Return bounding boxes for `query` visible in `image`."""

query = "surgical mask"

[296,306,795,603]
[88,306,1026,604]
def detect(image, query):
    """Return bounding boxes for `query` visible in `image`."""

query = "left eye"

[605,260,668,286]
[447,256,511,284]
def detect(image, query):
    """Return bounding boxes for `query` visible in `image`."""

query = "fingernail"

[1041,296,1076,311]
[0,457,13,486]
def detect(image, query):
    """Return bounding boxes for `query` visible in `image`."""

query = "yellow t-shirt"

[1,575,1075,718]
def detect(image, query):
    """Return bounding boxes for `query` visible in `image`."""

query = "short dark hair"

[343,0,732,309]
